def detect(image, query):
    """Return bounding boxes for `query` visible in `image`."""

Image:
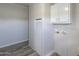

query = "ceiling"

[15,3,55,7]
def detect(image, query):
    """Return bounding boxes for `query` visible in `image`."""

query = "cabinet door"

[54,30,68,55]
[54,28,78,56]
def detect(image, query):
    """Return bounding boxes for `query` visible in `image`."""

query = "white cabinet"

[54,28,78,56]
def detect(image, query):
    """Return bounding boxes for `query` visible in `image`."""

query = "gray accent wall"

[0,4,29,48]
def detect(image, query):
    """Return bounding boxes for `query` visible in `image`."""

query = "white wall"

[29,3,54,56]
[74,3,79,55]
[0,4,29,48]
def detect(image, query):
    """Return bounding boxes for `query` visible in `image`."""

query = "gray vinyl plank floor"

[0,41,60,56]
[0,41,39,56]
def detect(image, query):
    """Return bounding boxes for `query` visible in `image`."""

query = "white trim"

[0,40,28,48]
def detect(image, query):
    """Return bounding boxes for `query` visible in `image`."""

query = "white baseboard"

[0,40,28,48]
